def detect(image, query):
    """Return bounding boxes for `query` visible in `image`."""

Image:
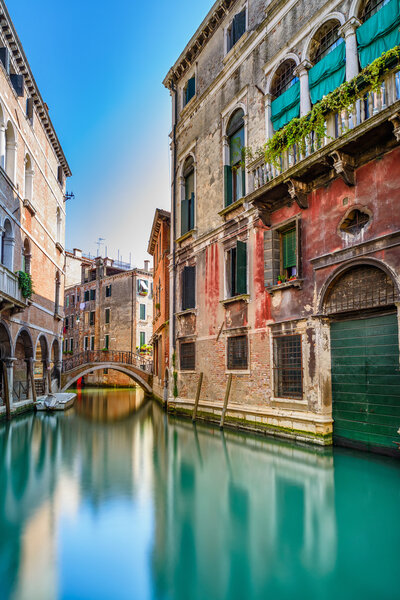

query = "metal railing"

[62,350,153,374]
[13,380,28,402]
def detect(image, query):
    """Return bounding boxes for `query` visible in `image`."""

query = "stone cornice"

[0,1,71,177]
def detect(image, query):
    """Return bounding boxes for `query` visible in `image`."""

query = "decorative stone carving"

[330,150,355,186]
[389,112,400,142]
[286,178,308,209]
[253,200,271,227]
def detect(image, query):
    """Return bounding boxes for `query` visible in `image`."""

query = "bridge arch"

[61,363,152,394]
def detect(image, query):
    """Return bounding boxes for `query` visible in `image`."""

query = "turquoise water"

[1,388,400,600]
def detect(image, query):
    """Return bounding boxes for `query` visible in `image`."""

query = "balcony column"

[264,93,274,139]
[339,17,361,81]
[44,359,51,394]
[294,60,312,116]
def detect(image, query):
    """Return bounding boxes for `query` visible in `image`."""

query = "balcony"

[0,264,25,311]
[247,67,400,222]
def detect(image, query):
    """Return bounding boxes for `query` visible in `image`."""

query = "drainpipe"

[171,81,178,365]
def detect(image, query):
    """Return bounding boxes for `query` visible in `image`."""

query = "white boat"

[35,392,76,412]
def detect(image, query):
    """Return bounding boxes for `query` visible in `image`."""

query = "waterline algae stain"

[0,389,399,599]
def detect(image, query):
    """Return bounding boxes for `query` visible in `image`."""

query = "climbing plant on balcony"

[245,45,400,169]
[16,271,33,299]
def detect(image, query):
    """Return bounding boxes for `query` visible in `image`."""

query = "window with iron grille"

[180,341,195,371]
[274,335,303,398]
[339,209,370,235]
[227,335,248,370]
[361,0,389,22]
[312,22,343,63]
[271,60,299,98]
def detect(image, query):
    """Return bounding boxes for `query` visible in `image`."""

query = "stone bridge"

[61,350,153,393]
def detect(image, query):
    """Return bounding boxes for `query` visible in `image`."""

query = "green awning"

[357,0,400,68]
[309,42,346,105]
[271,81,300,131]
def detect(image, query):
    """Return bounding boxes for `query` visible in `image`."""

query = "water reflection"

[0,393,399,600]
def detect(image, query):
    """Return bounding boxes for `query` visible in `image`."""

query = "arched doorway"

[51,339,61,391]
[14,330,33,402]
[322,263,400,455]
[0,323,12,408]
[35,336,48,396]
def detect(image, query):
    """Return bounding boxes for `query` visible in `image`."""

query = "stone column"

[264,93,274,139]
[339,18,361,81]
[294,60,312,116]
[27,358,37,403]
[0,125,5,170]
[3,358,15,414]
[45,360,51,394]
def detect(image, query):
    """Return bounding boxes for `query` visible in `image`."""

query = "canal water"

[1,388,399,600]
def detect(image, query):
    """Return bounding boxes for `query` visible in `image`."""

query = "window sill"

[271,396,306,405]
[219,197,244,218]
[226,369,250,375]
[55,241,64,253]
[176,229,196,244]
[266,279,303,295]
[223,31,249,65]
[54,312,63,321]
[23,199,36,216]
[180,95,197,118]
[175,308,196,317]
[178,370,197,375]
[220,294,250,306]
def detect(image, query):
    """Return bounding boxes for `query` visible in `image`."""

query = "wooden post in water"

[220,374,232,430]
[192,372,203,422]
[28,358,37,404]
[3,361,11,420]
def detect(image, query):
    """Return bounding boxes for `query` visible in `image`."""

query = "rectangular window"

[227,335,248,370]
[226,241,247,297]
[138,279,149,296]
[90,289,96,301]
[140,331,146,348]
[84,290,89,302]
[181,172,195,235]
[227,8,246,52]
[90,311,95,326]
[180,341,195,371]
[273,335,303,399]
[105,308,110,324]
[90,335,95,351]
[71,295,75,306]
[66,296,69,308]
[84,336,89,350]
[282,227,297,279]
[105,334,109,350]
[65,317,69,330]
[140,304,146,320]
[106,284,112,297]
[91,270,96,281]
[264,220,301,287]
[182,266,196,310]
[69,338,73,353]
[184,75,196,106]
[70,316,74,329]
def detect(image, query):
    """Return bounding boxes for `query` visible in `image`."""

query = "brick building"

[164,0,400,454]
[64,257,153,387]
[148,209,170,402]
[0,1,70,419]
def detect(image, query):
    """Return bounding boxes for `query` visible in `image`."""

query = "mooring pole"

[192,372,203,422]
[220,374,232,430]
[3,362,11,420]
[28,358,37,404]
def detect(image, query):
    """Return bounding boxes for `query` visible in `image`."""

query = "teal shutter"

[236,241,247,295]
[283,229,296,269]
[308,42,346,105]
[224,165,233,206]
[181,198,189,235]
[356,0,400,68]
[186,76,196,103]
[189,192,195,230]
[271,81,300,130]
[140,304,145,320]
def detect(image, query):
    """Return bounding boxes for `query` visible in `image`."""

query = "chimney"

[144,260,150,271]
[73,248,82,258]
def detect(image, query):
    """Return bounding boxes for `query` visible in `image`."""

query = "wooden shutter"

[296,218,302,277]
[236,241,247,295]
[181,198,189,235]
[57,166,64,185]
[182,266,196,310]
[264,230,281,287]
[10,74,23,97]
[224,165,232,207]
[283,228,296,269]
[189,192,195,231]
[0,48,9,73]
[26,97,34,123]
[234,9,246,44]
[186,76,196,103]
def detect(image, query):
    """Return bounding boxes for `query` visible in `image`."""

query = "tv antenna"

[95,237,105,256]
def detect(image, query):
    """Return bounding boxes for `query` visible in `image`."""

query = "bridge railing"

[62,350,153,374]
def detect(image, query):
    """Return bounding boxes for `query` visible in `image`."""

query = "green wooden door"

[331,313,400,453]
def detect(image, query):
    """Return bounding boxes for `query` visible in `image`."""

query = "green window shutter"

[224,165,233,206]
[271,81,300,131]
[283,229,296,269]
[140,304,145,320]
[308,42,346,105]
[357,0,400,68]
[181,198,189,235]
[189,192,195,230]
[140,332,145,347]
[236,241,247,295]
[186,76,196,104]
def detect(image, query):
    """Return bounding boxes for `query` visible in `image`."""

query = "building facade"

[0,1,70,419]
[164,0,400,454]
[148,209,171,402]
[64,258,153,387]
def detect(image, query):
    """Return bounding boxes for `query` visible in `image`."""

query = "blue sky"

[7,0,212,266]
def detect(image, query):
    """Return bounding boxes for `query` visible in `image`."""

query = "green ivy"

[16,271,33,299]
[245,46,400,168]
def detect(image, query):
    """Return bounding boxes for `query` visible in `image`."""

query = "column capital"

[294,60,312,77]
[339,17,361,39]
[3,357,16,367]
[264,92,274,105]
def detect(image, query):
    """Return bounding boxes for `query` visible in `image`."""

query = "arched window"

[310,20,343,64]
[181,156,195,235]
[225,109,245,207]
[56,207,62,243]
[5,122,16,182]
[2,219,14,271]
[271,60,299,98]
[22,238,31,274]
[24,154,34,202]
[359,0,389,22]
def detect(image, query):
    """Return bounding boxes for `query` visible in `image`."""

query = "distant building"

[65,248,94,288]
[0,0,71,418]
[148,209,170,402]
[64,257,153,387]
